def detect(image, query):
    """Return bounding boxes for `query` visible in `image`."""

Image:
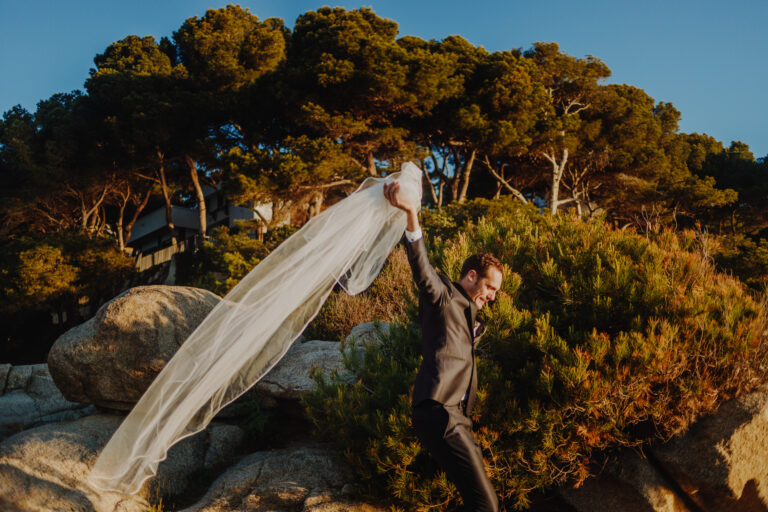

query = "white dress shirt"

[404,227,423,242]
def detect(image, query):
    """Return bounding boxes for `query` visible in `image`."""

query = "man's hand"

[383,182,416,213]
[383,181,420,232]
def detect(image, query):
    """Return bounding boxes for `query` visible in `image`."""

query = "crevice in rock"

[644,448,705,512]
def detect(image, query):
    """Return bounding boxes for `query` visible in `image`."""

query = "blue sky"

[1,0,766,158]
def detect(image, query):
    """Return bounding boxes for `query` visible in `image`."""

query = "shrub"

[303,198,768,510]
[0,232,135,315]
[0,232,136,362]
[712,232,768,293]
[175,220,297,295]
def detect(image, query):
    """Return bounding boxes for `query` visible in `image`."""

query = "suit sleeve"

[404,236,450,306]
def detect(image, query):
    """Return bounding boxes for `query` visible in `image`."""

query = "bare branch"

[563,99,589,116]
[135,171,160,183]
[482,155,528,203]
[297,179,355,190]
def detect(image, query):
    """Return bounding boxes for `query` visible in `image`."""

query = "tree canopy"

[2,4,768,356]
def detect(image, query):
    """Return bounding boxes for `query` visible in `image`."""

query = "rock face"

[0,363,94,441]
[559,451,692,512]
[47,285,220,409]
[180,442,385,512]
[252,340,348,401]
[343,321,391,349]
[650,386,768,511]
[560,384,768,512]
[0,413,244,512]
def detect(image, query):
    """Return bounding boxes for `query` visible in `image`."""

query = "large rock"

[0,413,244,512]
[252,340,351,401]
[242,322,392,405]
[558,385,768,511]
[650,385,768,511]
[343,322,392,349]
[180,442,385,512]
[0,363,94,441]
[48,285,220,409]
[560,450,692,512]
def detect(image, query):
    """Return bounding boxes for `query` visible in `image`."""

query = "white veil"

[87,162,423,494]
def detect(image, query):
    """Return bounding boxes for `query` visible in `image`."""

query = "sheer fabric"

[87,162,422,494]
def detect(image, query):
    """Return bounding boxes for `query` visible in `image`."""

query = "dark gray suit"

[406,236,499,512]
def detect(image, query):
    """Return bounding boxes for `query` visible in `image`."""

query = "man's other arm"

[404,233,450,306]
[383,181,449,305]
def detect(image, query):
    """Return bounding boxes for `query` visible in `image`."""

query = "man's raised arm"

[383,182,449,306]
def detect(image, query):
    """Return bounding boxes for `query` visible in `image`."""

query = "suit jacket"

[405,236,486,415]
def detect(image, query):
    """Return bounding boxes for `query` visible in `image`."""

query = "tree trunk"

[544,148,569,215]
[185,154,207,237]
[429,149,449,208]
[123,185,152,251]
[457,149,476,203]
[307,190,323,218]
[97,204,107,237]
[78,195,89,234]
[419,159,438,205]
[366,151,377,176]
[69,182,111,238]
[157,150,177,246]
[449,149,462,202]
[87,201,100,234]
[116,183,132,251]
[117,200,126,251]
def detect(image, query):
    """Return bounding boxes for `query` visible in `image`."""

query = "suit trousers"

[412,400,499,512]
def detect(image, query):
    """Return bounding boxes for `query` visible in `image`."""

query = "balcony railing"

[135,236,203,272]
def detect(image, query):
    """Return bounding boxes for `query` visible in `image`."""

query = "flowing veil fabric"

[87,162,423,494]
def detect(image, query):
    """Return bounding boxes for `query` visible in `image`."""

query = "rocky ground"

[1,284,766,511]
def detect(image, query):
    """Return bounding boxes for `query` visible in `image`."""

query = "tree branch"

[482,156,528,203]
[297,179,355,190]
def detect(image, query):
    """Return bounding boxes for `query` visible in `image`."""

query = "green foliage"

[174,5,286,90]
[0,232,135,316]
[175,219,297,296]
[713,233,768,292]
[287,7,459,172]
[223,135,361,205]
[0,232,136,362]
[3,5,761,272]
[92,35,178,77]
[303,198,768,510]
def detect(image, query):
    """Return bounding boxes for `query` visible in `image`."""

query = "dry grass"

[303,245,417,341]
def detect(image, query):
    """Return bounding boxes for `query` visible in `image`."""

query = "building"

[127,185,280,270]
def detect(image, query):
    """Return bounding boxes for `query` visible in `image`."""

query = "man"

[383,181,503,512]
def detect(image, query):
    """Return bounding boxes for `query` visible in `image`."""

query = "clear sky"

[1,0,766,158]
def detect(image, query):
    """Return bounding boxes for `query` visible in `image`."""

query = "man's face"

[461,267,503,309]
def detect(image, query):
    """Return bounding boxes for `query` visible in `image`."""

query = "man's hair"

[460,252,503,279]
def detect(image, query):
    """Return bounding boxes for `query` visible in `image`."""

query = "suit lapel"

[453,282,476,342]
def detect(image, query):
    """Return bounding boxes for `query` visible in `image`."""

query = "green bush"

[175,220,297,295]
[712,232,768,293]
[0,232,136,362]
[0,232,135,315]
[303,198,768,510]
